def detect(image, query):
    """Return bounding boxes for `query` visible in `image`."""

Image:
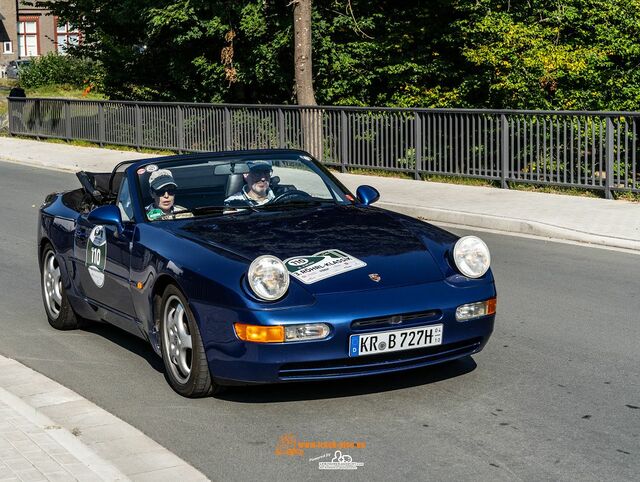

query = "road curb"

[0,355,209,481]
[379,201,640,253]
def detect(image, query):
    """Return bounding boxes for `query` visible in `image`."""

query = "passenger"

[224,160,275,208]
[146,169,185,220]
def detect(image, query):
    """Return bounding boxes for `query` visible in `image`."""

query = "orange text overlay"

[275,434,366,456]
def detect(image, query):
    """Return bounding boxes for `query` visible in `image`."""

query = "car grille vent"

[278,338,482,380]
[351,310,442,331]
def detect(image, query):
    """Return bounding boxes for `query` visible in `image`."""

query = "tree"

[291,0,322,157]
[292,0,316,105]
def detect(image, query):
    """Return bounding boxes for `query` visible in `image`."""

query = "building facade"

[0,1,80,70]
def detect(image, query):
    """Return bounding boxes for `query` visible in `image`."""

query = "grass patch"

[0,78,18,88]
[343,167,414,180]
[508,182,606,199]
[25,84,106,100]
[613,190,640,202]
[422,174,497,187]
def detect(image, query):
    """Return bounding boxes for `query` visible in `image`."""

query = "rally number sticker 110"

[86,225,107,288]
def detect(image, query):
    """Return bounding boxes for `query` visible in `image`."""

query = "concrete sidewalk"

[1,136,637,252]
[0,356,207,481]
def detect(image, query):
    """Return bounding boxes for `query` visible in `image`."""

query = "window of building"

[55,20,80,54]
[18,18,39,57]
[2,42,12,54]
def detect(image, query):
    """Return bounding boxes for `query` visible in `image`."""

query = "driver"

[224,160,275,208]
[146,169,186,220]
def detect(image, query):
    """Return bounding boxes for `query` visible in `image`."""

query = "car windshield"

[136,153,353,221]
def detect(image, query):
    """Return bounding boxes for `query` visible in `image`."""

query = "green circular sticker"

[147,208,164,220]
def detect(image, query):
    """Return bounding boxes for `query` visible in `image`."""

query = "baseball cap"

[149,169,178,191]
[246,160,272,171]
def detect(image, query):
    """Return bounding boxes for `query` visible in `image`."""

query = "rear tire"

[159,284,222,397]
[40,245,79,330]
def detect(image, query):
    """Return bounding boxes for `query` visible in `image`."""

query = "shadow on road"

[80,322,164,373]
[218,357,477,403]
[76,320,477,402]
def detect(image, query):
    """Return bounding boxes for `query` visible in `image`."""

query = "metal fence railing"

[7,97,640,198]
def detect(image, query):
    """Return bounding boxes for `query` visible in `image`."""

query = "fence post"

[224,107,231,151]
[135,103,142,150]
[7,98,13,136]
[177,105,184,154]
[278,108,285,148]
[501,114,509,189]
[414,113,422,180]
[340,110,348,172]
[98,102,105,146]
[64,100,71,142]
[605,117,614,200]
[35,99,41,140]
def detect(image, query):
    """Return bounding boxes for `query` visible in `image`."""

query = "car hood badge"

[368,273,381,282]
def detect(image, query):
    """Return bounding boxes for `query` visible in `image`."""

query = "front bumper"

[192,279,496,384]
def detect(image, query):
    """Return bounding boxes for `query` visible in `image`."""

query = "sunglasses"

[152,187,176,196]
[250,169,272,178]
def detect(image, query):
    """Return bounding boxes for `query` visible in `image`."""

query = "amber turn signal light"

[234,323,285,343]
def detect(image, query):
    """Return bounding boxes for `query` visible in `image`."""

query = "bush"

[19,53,104,91]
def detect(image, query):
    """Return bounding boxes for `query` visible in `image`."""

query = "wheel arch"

[38,237,53,268]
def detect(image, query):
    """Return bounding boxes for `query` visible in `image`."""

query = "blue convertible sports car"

[38,149,496,397]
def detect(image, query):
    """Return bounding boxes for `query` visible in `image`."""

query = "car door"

[73,177,137,321]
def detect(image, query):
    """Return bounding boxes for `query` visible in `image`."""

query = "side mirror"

[88,205,123,235]
[355,185,380,206]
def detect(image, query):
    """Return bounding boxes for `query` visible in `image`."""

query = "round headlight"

[453,236,491,279]
[247,255,290,301]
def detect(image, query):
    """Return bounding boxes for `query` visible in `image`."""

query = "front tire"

[40,245,79,330]
[159,285,221,397]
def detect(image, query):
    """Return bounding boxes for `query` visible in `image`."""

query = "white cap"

[149,169,177,191]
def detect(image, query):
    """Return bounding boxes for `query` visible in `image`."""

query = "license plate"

[349,324,443,357]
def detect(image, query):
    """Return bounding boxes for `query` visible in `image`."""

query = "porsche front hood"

[172,205,448,294]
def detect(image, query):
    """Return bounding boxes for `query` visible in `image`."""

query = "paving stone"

[9,383,60,399]
[0,448,21,459]
[2,433,28,443]
[59,464,102,482]
[76,423,141,445]
[13,469,46,482]
[30,461,63,476]
[130,464,209,482]
[87,436,160,460]
[3,458,34,472]
[37,472,74,482]
[111,449,185,476]
[48,453,79,466]
[7,442,42,455]
[21,390,83,410]
[38,401,98,421]
[20,454,54,466]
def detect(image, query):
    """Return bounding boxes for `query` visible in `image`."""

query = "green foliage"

[18,53,104,91]
[456,0,640,110]
[35,0,640,111]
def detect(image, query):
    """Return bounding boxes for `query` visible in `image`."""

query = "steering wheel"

[270,189,312,204]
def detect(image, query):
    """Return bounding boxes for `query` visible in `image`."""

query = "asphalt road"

[0,160,638,481]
